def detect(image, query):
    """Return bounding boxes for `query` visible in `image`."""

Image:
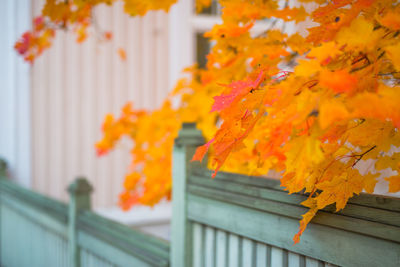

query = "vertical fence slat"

[193,223,204,267]
[215,230,227,267]
[228,234,240,267]
[271,247,284,267]
[288,252,301,267]
[242,238,255,267]
[205,226,215,267]
[256,243,267,267]
[305,257,322,267]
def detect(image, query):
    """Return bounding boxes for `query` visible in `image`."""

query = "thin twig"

[352,145,377,167]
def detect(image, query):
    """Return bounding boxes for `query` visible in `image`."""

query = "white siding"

[31,1,171,208]
[0,0,32,188]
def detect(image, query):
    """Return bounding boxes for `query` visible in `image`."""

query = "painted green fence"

[171,123,400,267]
[1,123,400,267]
[0,160,169,267]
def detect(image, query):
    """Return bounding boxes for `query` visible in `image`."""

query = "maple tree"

[16,0,400,243]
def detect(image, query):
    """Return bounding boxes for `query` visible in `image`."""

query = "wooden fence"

[0,160,169,267]
[1,123,400,267]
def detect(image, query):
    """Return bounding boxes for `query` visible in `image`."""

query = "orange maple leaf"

[379,10,400,30]
[319,69,358,94]
[104,31,113,40]
[118,48,127,61]
[191,138,214,163]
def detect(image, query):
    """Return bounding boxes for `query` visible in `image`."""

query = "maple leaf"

[75,24,88,43]
[350,85,400,129]
[319,69,358,94]
[104,31,113,40]
[14,32,31,55]
[386,175,400,193]
[211,70,265,112]
[318,99,349,129]
[315,169,364,211]
[375,153,400,171]
[192,138,214,163]
[283,135,324,193]
[209,108,265,178]
[385,43,400,72]
[336,17,381,50]
[119,191,140,211]
[273,6,307,23]
[123,172,141,190]
[118,48,127,61]
[33,16,45,31]
[362,172,380,194]
[204,21,254,39]
[307,42,341,65]
[124,0,177,16]
[293,198,318,244]
[379,10,400,30]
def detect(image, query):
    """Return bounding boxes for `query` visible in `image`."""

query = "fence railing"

[1,123,400,267]
[0,160,169,267]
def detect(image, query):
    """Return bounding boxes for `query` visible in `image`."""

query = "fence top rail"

[191,167,400,213]
[0,170,68,223]
[189,167,400,243]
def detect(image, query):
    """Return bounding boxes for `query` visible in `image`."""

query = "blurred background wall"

[30,0,171,208]
[0,0,32,189]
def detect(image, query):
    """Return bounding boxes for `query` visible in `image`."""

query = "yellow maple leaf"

[319,99,349,129]
[350,85,400,130]
[362,172,380,194]
[307,42,341,65]
[316,169,363,211]
[375,153,400,171]
[293,198,318,244]
[294,59,321,78]
[386,175,400,193]
[336,17,379,50]
[123,172,141,190]
[385,43,400,72]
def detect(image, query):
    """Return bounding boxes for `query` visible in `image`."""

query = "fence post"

[0,156,5,185]
[171,123,205,267]
[0,159,7,178]
[67,177,93,267]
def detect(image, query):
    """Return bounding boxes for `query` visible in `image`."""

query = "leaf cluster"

[18,0,400,243]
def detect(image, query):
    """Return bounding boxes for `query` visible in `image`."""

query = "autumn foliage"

[14,0,177,62]
[17,0,400,243]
